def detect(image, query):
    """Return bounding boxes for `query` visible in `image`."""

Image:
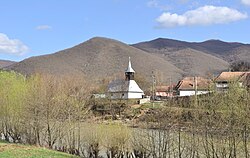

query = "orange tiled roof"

[156,85,175,92]
[242,72,250,86]
[215,72,249,82]
[175,77,211,90]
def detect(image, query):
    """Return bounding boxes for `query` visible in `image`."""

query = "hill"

[6,37,246,83]
[0,60,15,69]
[154,48,229,76]
[0,141,77,158]
[132,38,230,76]
[132,38,250,62]
[6,37,184,82]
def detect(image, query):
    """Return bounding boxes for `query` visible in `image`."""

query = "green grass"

[0,141,78,158]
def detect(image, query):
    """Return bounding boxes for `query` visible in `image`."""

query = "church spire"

[125,57,135,81]
[125,57,135,73]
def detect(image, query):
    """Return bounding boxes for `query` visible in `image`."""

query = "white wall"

[179,90,209,97]
[139,97,150,104]
[216,83,228,88]
[110,92,143,99]
[216,82,243,91]
[128,92,144,99]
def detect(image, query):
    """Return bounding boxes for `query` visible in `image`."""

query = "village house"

[215,71,250,92]
[175,77,211,97]
[155,85,175,100]
[108,57,144,99]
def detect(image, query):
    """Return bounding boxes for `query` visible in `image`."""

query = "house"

[175,77,211,97]
[155,85,175,99]
[108,57,144,99]
[215,72,250,91]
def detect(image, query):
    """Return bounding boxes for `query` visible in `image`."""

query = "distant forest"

[230,61,250,71]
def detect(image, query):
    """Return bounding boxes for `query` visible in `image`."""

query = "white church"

[108,57,144,99]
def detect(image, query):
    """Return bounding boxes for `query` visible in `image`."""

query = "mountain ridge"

[132,38,250,62]
[5,36,249,84]
[6,37,184,82]
[0,60,16,69]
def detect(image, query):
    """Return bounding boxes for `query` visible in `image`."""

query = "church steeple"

[125,57,135,81]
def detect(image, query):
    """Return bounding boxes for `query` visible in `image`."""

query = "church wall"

[127,92,144,99]
[110,92,143,99]
[110,92,128,99]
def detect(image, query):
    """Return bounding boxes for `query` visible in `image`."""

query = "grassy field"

[0,140,78,158]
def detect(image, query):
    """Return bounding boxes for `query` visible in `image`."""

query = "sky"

[0,0,250,61]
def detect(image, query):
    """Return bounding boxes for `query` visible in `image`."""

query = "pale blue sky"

[0,0,249,61]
